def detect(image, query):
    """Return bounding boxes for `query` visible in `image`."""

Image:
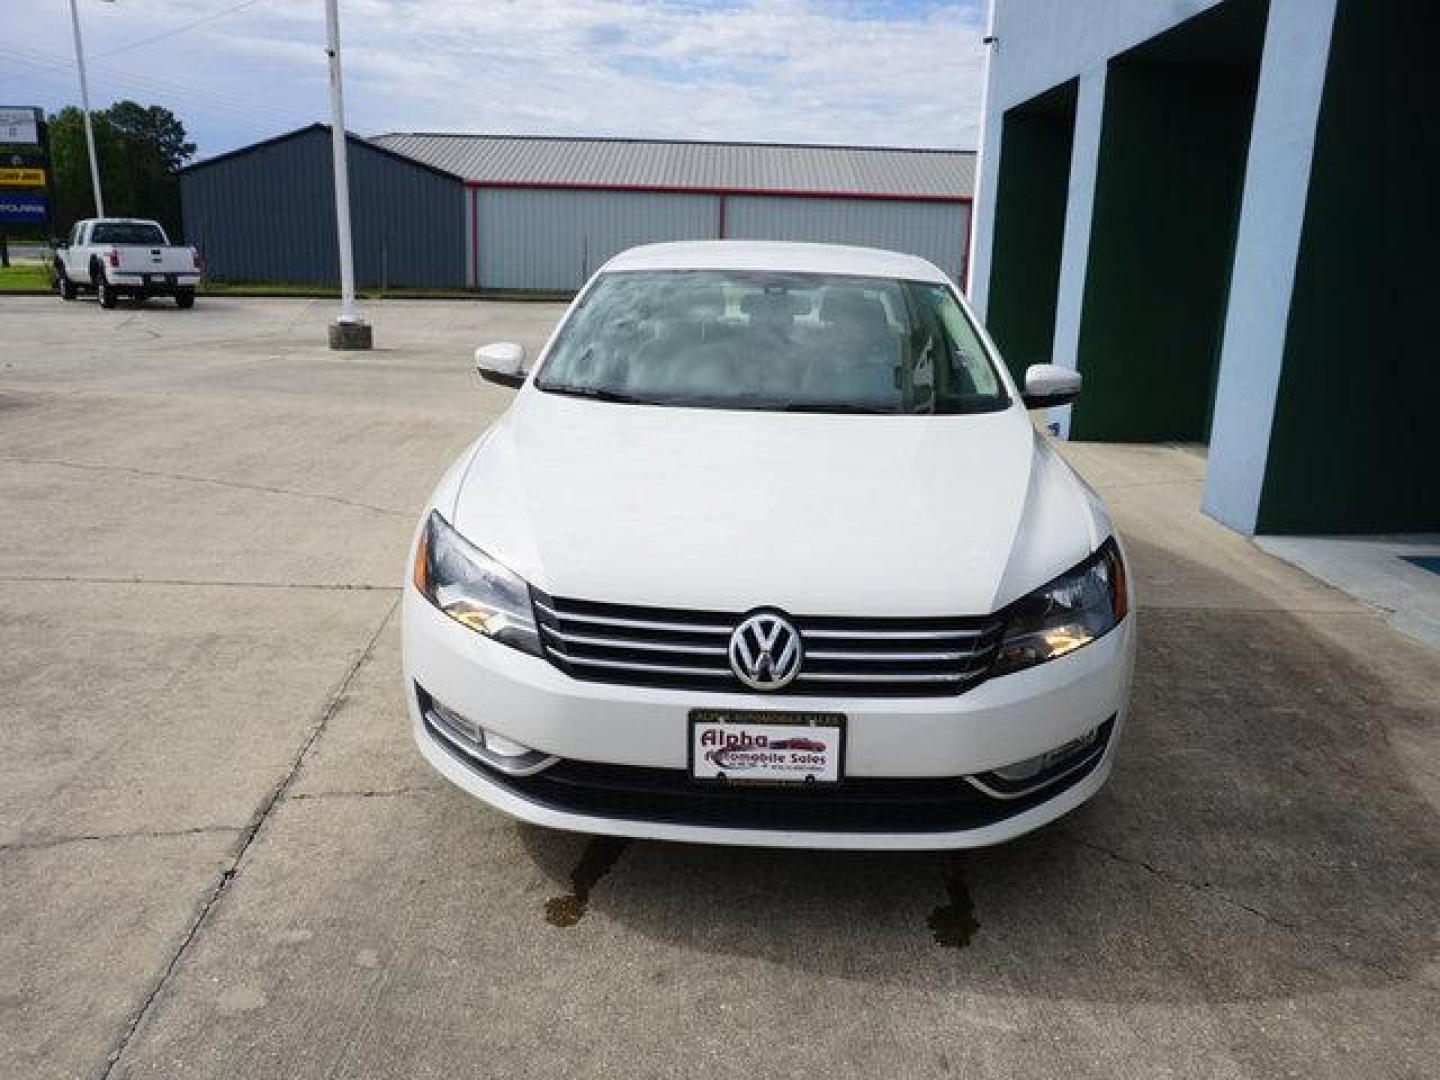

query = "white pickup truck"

[54,218,202,309]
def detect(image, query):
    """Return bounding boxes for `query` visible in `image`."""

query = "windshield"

[91,222,167,246]
[534,270,1009,415]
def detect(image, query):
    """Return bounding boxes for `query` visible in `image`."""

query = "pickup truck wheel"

[56,267,77,301]
[175,289,196,309]
[97,279,118,309]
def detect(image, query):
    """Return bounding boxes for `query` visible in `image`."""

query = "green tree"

[46,101,196,238]
[106,101,195,172]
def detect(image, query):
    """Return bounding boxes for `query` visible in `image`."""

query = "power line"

[0,57,306,131]
[0,42,310,125]
[94,0,268,59]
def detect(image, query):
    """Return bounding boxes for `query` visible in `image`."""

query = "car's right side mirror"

[1022,364,1082,409]
[475,342,527,388]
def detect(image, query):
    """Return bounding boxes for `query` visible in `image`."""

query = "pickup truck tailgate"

[115,246,196,274]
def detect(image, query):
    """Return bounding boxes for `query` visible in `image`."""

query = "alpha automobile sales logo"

[699,727,827,770]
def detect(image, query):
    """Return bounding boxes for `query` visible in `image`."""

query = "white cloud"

[4,0,986,156]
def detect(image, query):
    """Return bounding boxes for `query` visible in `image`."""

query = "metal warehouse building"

[180,127,974,293]
[180,125,465,289]
[969,0,1437,535]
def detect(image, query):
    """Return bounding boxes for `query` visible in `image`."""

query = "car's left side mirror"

[1022,364,1082,409]
[475,342,527,388]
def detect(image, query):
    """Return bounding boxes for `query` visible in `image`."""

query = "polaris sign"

[0,191,47,224]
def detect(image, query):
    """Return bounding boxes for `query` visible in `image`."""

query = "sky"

[2,0,988,160]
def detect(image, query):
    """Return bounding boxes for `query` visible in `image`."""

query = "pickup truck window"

[69,223,83,246]
[91,222,168,246]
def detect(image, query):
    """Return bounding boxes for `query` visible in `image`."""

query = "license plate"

[147,274,161,284]
[690,709,844,784]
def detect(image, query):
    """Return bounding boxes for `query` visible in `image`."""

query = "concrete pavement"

[0,295,1435,1079]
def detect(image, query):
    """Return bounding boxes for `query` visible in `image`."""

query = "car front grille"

[531,591,1005,697]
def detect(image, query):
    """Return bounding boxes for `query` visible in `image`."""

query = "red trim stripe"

[470,185,480,288]
[960,199,974,292]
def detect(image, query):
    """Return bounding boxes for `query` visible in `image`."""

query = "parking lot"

[1,293,1436,1079]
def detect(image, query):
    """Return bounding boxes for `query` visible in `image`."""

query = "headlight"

[991,538,1128,677]
[412,510,542,656]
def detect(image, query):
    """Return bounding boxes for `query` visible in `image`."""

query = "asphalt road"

[1,294,1436,1079]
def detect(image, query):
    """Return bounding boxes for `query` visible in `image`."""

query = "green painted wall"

[1070,61,1257,442]
[985,82,1077,384]
[1256,0,1440,533]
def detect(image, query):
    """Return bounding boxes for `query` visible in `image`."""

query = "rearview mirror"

[1022,364,1082,409]
[475,342,527,388]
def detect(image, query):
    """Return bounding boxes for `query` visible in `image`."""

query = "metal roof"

[369,133,975,199]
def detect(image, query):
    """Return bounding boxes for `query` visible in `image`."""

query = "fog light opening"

[966,717,1115,800]
[420,689,559,777]
[431,699,485,750]
[992,726,1102,784]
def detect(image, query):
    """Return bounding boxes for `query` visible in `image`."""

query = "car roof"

[599,240,951,284]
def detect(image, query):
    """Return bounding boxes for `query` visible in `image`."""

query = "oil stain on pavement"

[544,836,631,927]
[927,860,979,948]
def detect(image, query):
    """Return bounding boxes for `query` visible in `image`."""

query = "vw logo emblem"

[728,612,803,691]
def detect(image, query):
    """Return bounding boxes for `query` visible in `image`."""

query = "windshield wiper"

[535,383,651,404]
[780,401,896,414]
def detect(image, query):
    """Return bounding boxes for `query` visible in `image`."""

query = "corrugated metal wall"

[476,187,967,290]
[725,196,970,284]
[181,127,466,287]
[478,188,721,290]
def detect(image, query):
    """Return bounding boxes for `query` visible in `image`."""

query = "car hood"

[447,391,1101,616]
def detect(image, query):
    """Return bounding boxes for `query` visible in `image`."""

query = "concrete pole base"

[328,321,373,350]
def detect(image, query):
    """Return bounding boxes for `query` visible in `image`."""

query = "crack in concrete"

[0,574,399,592]
[1139,603,1375,616]
[96,597,399,1080]
[1060,831,1432,990]
[0,454,411,519]
[287,785,442,801]
[0,824,243,856]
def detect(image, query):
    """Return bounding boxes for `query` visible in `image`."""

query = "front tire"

[175,289,195,309]
[56,266,76,301]
[97,278,117,309]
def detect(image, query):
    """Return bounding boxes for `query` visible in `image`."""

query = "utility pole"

[324,0,371,349]
[67,0,107,218]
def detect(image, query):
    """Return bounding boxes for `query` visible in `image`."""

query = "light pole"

[324,0,371,349]
[67,0,110,218]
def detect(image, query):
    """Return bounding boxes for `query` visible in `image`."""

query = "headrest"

[819,289,890,330]
[740,290,806,322]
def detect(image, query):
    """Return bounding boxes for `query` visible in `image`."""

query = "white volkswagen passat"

[403,241,1134,850]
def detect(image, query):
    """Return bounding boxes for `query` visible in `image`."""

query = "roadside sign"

[0,192,47,224]
[0,107,47,236]
[0,167,45,188]
[0,107,39,146]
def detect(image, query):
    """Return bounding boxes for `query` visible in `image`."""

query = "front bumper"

[402,586,1134,850]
